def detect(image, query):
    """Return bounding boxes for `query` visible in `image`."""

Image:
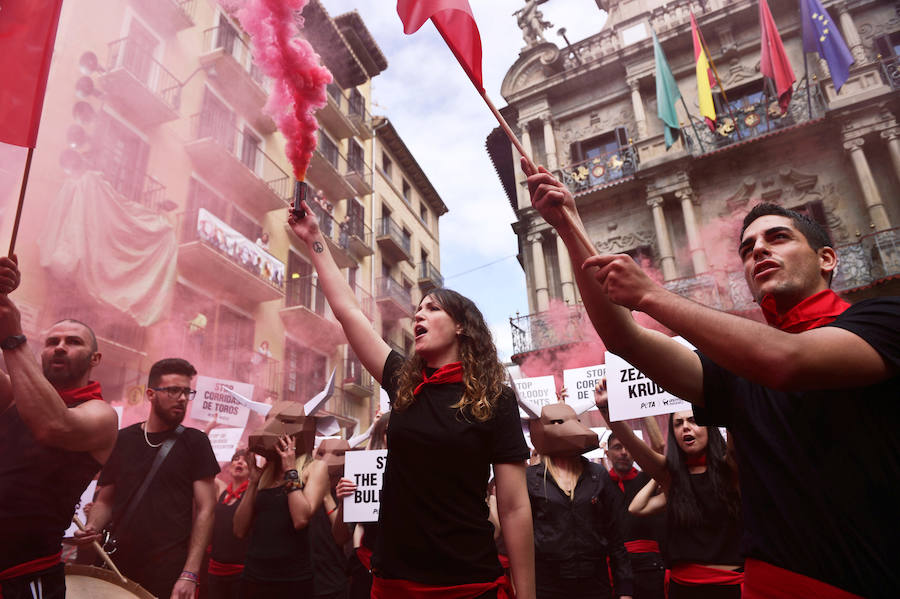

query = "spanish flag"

[690,13,716,132]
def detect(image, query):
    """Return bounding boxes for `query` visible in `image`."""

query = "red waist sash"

[497,554,510,569]
[356,546,373,571]
[208,558,244,577]
[0,552,62,599]
[371,574,512,599]
[625,540,660,554]
[743,558,862,599]
[670,563,743,586]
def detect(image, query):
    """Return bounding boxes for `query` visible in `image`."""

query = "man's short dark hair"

[148,358,197,388]
[740,203,833,251]
[607,433,620,447]
[52,319,98,353]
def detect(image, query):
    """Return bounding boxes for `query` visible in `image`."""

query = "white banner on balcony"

[563,365,607,412]
[208,427,246,463]
[196,208,285,289]
[605,337,695,422]
[190,375,254,428]
[38,172,177,326]
[343,449,388,522]
[512,375,557,419]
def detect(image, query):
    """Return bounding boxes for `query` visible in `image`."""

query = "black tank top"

[243,486,312,582]
[665,471,743,566]
[210,490,249,565]
[0,403,102,570]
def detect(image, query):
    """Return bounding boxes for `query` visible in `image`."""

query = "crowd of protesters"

[0,159,896,599]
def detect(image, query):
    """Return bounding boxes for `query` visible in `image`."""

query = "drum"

[64,564,155,599]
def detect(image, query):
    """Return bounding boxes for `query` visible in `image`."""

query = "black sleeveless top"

[210,490,248,565]
[243,486,312,582]
[0,402,102,570]
[665,471,743,566]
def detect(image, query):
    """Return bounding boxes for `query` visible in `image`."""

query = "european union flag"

[800,0,854,91]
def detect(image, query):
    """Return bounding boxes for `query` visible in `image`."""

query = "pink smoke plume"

[232,0,332,179]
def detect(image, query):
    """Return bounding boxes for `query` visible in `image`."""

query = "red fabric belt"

[208,558,244,577]
[497,554,510,570]
[625,540,660,554]
[371,574,512,599]
[356,546,373,571]
[0,552,62,599]
[670,563,743,586]
[743,558,862,599]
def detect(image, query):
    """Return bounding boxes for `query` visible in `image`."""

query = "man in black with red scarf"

[0,257,119,599]
[527,156,899,599]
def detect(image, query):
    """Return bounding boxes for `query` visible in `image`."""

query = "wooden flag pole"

[479,89,598,258]
[8,147,34,258]
[72,515,128,583]
[695,22,742,141]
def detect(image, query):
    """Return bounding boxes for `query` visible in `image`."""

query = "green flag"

[653,30,682,149]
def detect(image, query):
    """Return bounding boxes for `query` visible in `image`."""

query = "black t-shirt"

[98,424,219,568]
[694,297,900,598]
[618,471,666,551]
[310,501,348,595]
[244,487,312,582]
[372,351,530,585]
[210,491,248,566]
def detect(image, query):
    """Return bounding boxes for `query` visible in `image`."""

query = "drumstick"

[72,515,128,584]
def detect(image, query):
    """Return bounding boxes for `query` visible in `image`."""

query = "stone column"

[880,128,900,188]
[553,230,577,304]
[676,189,709,274]
[542,114,559,171]
[844,138,891,230]
[519,120,534,160]
[629,78,648,139]
[648,196,677,281]
[528,232,550,311]
[515,122,533,210]
[837,5,866,64]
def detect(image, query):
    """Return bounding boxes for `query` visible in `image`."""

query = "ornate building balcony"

[100,37,182,128]
[418,261,443,292]
[185,114,291,219]
[346,218,374,260]
[376,217,413,264]
[178,208,286,306]
[559,145,638,196]
[128,0,195,36]
[343,356,374,398]
[680,82,826,157]
[376,277,414,321]
[509,305,588,358]
[306,198,355,268]
[879,55,900,90]
[199,25,274,134]
[95,149,170,213]
[832,228,900,293]
[318,83,358,139]
[348,89,374,139]
[280,275,345,350]
[345,153,373,196]
[307,133,357,201]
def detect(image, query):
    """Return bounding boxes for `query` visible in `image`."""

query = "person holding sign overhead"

[288,203,535,599]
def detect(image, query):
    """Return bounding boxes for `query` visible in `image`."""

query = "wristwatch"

[0,334,26,350]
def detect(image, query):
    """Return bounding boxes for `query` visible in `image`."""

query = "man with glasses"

[78,359,219,599]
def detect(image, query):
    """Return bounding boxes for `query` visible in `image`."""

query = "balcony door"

[286,252,313,309]
[347,198,365,238]
[217,305,254,382]
[199,89,235,150]
[123,19,158,86]
[283,340,327,403]
[96,114,149,205]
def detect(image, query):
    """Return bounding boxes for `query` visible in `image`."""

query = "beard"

[42,353,92,388]
[151,399,187,428]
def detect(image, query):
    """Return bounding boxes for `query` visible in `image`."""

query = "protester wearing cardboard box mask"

[524,400,633,599]
[233,397,329,598]
[310,438,352,599]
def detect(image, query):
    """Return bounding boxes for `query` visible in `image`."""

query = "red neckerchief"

[413,362,463,396]
[57,381,103,406]
[608,467,638,492]
[223,480,248,503]
[759,289,850,333]
[685,453,707,468]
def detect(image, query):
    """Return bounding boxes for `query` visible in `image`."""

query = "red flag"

[0,0,65,148]
[397,0,484,93]
[759,0,795,114]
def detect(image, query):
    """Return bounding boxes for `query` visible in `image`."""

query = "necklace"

[142,421,164,448]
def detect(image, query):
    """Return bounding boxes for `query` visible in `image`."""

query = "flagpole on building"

[695,21,742,140]
[803,53,813,119]
[7,147,34,258]
[679,99,706,154]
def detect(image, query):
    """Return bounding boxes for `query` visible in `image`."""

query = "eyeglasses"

[152,386,197,399]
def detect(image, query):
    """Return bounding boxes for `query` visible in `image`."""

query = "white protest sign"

[208,427,245,463]
[190,376,253,428]
[113,406,124,428]
[343,449,387,522]
[512,375,557,418]
[563,364,606,410]
[605,337,694,422]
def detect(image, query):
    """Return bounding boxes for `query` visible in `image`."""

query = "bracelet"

[179,571,199,584]
[284,479,304,493]
[327,506,338,515]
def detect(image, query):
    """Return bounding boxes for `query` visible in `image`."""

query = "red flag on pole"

[759,0,795,114]
[397,0,484,93]
[0,0,65,148]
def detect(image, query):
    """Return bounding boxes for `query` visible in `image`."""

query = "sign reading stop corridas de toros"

[563,364,607,408]
[190,375,253,428]
[343,449,388,523]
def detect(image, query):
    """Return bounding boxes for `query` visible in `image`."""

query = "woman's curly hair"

[393,289,506,422]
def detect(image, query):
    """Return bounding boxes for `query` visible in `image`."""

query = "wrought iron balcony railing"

[559,145,638,195]
[95,150,169,212]
[203,24,267,88]
[510,304,588,356]
[419,261,444,288]
[376,276,413,308]
[286,274,328,314]
[680,79,826,156]
[307,194,351,253]
[879,54,900,90]
[832,228,900,292]
[377,217,412,254]
[107,37,182,111]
